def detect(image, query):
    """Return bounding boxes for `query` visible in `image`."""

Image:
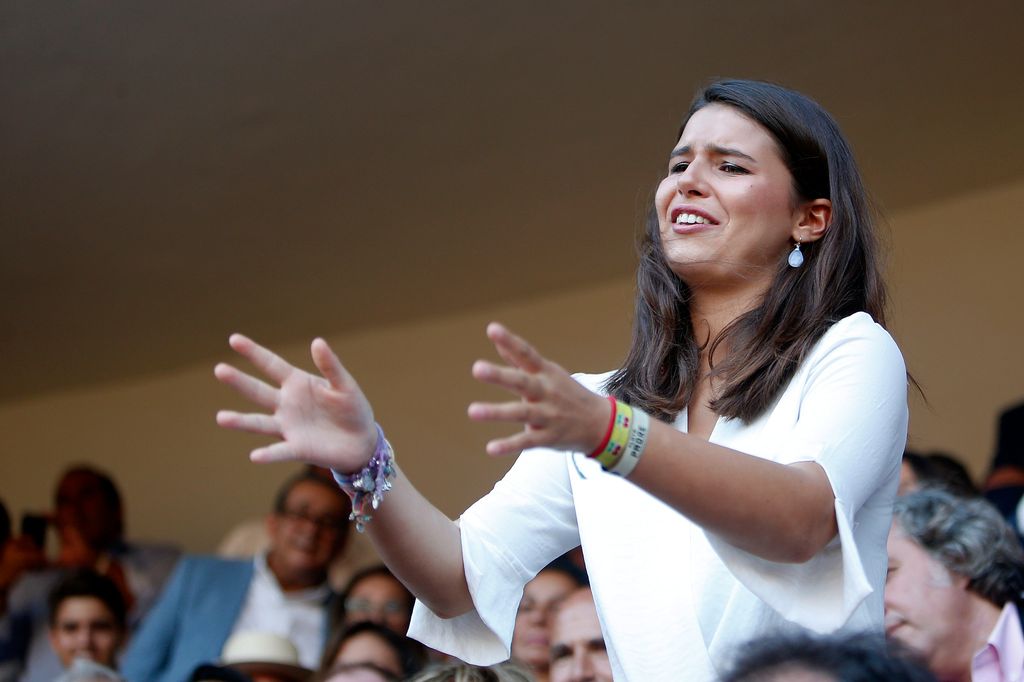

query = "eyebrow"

[550,644,571,661]
[669,144,757,163]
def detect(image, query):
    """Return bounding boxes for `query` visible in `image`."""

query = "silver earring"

[787,240,804,268]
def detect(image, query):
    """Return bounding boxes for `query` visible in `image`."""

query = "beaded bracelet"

[332,423,398,532]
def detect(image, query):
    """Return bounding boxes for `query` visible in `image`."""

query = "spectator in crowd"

[120,470,350,682]
[510,567,582,682]
[335,565,414,635]
[720,631,935,682]
[47,570,126,678]
[885,489,1024,681]
[404,661,535,682]
[898,451,978,497]
[548,588,610,682]
[318,621,425,681]
[0,465,180,682]
[985,402,1024,526]
[218,466,382,590]
[315,662,397,682]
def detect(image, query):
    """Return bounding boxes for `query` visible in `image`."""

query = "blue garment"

[120,555,333,682]
[120,556,252,682]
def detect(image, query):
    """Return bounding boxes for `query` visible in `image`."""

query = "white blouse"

[408,312,909,681]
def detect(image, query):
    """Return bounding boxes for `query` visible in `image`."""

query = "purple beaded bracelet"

[332,423,397,532]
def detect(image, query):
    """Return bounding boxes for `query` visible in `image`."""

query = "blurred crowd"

[1,401,1022,682]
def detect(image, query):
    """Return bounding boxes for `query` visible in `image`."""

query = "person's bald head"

[549,588,612,682]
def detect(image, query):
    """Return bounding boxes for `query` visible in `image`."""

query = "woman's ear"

[792,198,832,244]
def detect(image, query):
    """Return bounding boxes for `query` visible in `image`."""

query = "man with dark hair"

[47,570,126,676]
[898,450,978,497]
[121,471,351,682]
[0,465,180,682]
[885,489,1024,682]
[721,631,935,682]
[548,588,611,682]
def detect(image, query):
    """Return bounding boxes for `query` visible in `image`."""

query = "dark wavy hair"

[721,631,936,682]
[605,79,886,422]
[318,620,427,679]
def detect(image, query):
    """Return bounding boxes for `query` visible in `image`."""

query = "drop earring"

[787,240,804,268]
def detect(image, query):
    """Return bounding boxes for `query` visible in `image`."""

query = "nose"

[882,590,894,613]
[675,160,709,197]
[70,628,96,656]
[529,607,552,626]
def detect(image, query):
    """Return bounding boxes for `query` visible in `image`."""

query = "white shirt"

[230,553,330,668]
[408,312,909,681]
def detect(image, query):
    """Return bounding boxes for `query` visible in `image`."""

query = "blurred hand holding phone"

[20,514,48,549]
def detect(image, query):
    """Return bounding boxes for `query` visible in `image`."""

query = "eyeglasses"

[516,597,563,620]
[278,508,347,533]
[344,597,408,617]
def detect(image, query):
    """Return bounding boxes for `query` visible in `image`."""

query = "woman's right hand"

[215,334,378,473]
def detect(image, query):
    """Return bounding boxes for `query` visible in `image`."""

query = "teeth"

[675,212,709,225]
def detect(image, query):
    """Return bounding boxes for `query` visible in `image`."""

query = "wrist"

[588,395,617,457]
[332,423,398,532]
[587,397,651,478]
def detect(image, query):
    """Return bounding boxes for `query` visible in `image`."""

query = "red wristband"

[588,395,618,458]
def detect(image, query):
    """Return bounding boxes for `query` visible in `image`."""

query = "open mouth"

[670,207,718,226]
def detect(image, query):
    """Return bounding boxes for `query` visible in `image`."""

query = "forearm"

[363,466,473,619]
[628,420,837,563]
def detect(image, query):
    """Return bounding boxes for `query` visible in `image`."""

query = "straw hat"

[218,631,313,681]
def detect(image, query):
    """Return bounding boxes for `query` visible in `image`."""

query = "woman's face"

[511,570,579,672]
[654,103,807,297]
[344,573,413,634]
[334,632,403,678]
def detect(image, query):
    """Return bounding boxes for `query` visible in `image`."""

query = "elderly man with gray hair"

[885,488,1024,682]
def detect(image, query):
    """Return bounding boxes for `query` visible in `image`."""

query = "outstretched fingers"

[483,429,547,457]
[468,399,546,426]
[228,333,295,384]
[310,338,354,390]
[216,410,281,437]
[214,363,280,410]
[486,323,545,373]
[249,441,299,464]
[472,360,544,401]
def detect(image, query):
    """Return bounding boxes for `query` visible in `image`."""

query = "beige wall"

[2,178,1023,552]
[0,281,635,553]
[887,178,1024,476]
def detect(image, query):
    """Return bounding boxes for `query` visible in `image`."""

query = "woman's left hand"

[468,323,611,457]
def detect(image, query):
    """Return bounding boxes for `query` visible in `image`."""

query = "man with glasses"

[120,470,351,682]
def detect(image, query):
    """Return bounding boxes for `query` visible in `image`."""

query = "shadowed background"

[2,1,1023,551]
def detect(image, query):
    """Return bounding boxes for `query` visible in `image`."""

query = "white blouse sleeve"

[406,446,581,664]
[706,313,908,632]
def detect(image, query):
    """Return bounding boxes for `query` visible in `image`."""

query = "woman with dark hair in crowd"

[509,565,582,682]
[318,621,426,681]
[217,79,908,680]
[333,565,415,636]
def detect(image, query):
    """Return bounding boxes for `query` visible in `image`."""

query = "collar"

[253,551,332,604]
[973,602,1024,682]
